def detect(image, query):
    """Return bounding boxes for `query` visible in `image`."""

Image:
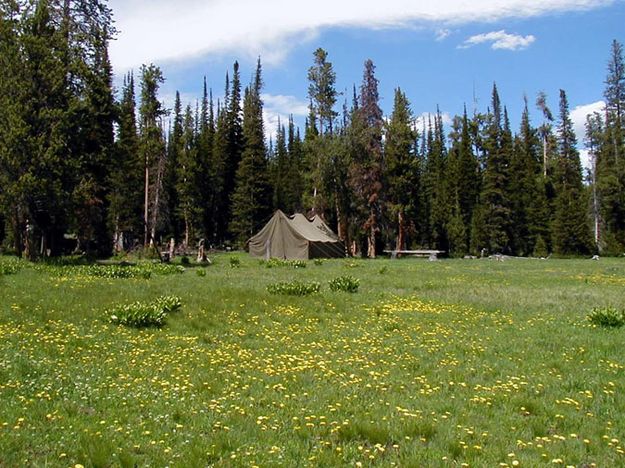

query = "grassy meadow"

[0,254,624,467]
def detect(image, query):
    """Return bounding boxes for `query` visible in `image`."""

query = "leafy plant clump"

[588,307,625,328]
[328,275,360,293]
[229,257,241,268]
[0,259,23,275]
[262,258,307,269]
[107,295,182,328]
[267,280,321,296]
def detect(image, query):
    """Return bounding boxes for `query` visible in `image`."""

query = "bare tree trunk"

[542,135,548,178]
[12,208,23,258]
[397,211,405,251]
[149,151,166,247]
[367,210,376,258]
[184,213,190,250]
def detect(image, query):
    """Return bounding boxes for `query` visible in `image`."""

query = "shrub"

[313,258,324,266]
[180,256,190,265]
[0,259,22,275]
[196,268,206,277]
[328,275,360,293]
[229,257,241,268]
[108,302,167,328]
[107,295,182,328]
[267,280,321,296]
[588,307,625,328]
[263,258,307,269]
[154,295,182,314]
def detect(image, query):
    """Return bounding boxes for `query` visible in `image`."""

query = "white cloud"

[460,30,536,50]
[570,100,604,170]
[108,0,612,70]
[435,28,452,41]
[261,93,309,144]
[414,111,453,133]
[570,100,605,144]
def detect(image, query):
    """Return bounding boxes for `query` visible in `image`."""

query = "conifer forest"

[1,0,624,259]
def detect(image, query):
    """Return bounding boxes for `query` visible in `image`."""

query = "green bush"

[328,275,360,293]
[588,307,625,328]
[180,256,190,265]
[196,268,206,277]
[267,280,321,296]
[313,258,324,266]
[0,259,22,275]
[107,295,182,328]
[262,258,307,269]
[154,295,182,314]
[229,257,241,268]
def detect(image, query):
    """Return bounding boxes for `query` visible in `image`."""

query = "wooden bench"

[384,249,446,261]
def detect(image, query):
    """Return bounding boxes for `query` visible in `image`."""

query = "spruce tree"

[385,88,419,250]
[478,84,512,254]
[229,59,272,245]
[552,90,592,255]
[510,99,550,255]
[165,91,183,242]
[176,105,202,248]
[305,48,338,215]
[348,59,384,257]
[596,40,625,251]
[138,64,167,247]
[109,72,142,251]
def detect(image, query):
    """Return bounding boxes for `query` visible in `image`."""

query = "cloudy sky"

[107,0,624,167]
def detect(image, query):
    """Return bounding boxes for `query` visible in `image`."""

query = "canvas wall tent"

[248,210,345,259]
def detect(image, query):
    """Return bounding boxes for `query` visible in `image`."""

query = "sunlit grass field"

[1,254,624,467]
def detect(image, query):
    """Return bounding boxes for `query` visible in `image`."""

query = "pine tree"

[211,97,228,244]
[448,107,480,252]
[176,105,202,248]
[138,64,167,248]
[305,48,338,215]
[230,59,272,244]
[197,78,215,240]
[478,84,512,254]
[271,119,290,211]
[510,99,549,255]
[552,90,591,255]
[423,110,450,251]
[349,59,384,257]
[596,40,625,251]
[165,91,183,242]
[307,48,338,136]
[385,88,419,250]
[109,72,142,251]
[224,62,244,233]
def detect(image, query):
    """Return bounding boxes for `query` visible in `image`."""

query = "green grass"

[0,254,624,466]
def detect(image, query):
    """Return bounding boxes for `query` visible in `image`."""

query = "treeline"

[1,1,623,258]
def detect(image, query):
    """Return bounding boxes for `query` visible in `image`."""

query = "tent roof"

[288,212,339,242]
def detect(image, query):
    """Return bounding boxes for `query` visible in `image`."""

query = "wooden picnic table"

[384,249,446,260]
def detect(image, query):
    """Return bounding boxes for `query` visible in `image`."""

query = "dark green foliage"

[107,295,182,328]
[552,90,592,255]
[478,85,512,254]
[138,64,167,247]
[109,73,142,251]
[230,59,272,245]
[267,280,321,296]
[328,275,360,293]
[385,88,419,250]
[594,40,625,252]
[349,59,384,257]
[588,307,625,328]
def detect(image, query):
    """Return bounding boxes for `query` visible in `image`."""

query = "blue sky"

[107,0,625,166]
